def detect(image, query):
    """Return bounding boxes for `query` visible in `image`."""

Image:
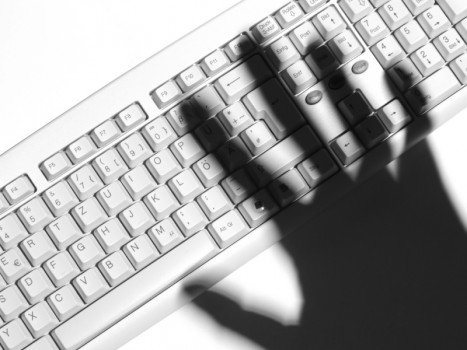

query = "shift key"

[214,55,272,104]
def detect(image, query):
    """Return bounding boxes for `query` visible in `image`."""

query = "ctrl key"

[330,131,365,166]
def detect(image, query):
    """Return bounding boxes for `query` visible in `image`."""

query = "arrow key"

[330,131,365,166]
[377,99,411,133]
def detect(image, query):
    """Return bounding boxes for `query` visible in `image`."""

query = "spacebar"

[52,231,218,350]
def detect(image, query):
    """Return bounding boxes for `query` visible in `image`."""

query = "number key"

[43,181,79,217]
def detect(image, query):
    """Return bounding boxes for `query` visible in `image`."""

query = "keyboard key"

[241,121,276,156]
[200,50,230,76]
[142,117,177,152]
[46,215,82,250]
[168,169,204,203]
[121,166,156,200]
[152,80,182,108]
[355,12,390,46]
[52,231,218,350]
[355,114,390,148]
[252,16,281,43]
[312,6,346,40]
[0,248,31,284]
[22,301,58,338]
[418,5,451,38]
[404,0,434,16]
[98,251,133,287]
[208,209,249,248]
[25,336,59,350]
[148,218,184,253]
[115,104,146,131]
[289,21,323,55]
[146,149,182,183]
[18,269,55,304]
[248,126,321,187]
[0,285,29,321]
[191,85,225,119]
[0,214,28,250]
[215,55,272,105]
[0,319,32,350]
[217,137,252,172]
[298,0,327,13]
[47,285,84,321]
[405,67,461,114]
[123,235,159,270]
[411,43,444,76]
[3,175,35,205]
[44,252,80,287]
[305,45,340,79]
[389,58,423,90]
[40,152,72,180]
[68,165,104,201]
[69,235,105,270]
[433,28,466,61]
[72,268,109,303]
[266,36,300,71]
[222,168,257,204]
[338,90,373,125]
[43,181,79,217]
[450,52,467,83]
[66,136,96,164]
[95,218,130,253]
[18,197,54,233]
[328,29,363,63]
[144,185,179,220]
[173,202,208,237]
[378,0,411,30]
[238,190,279,228]
[176,64,206,92]
[340,0,373,22]
[243,79,304,139]
[297,149,338,189]
[197,186,233,220]
[377,99,412,132]
[170,133,206,168]
[117,133,152,168]
[71,197,107,232]
[195,117,230,152]
[438,0,467,23]
[96,181,132,217]
[371,35,405,68]
[219,102,254,136]
[166,100,201,136]
[193,154,227,187]
[330,130,366,165]
[119,202,155,236]
[394,20,428,52]
[92,148,128,185]
[90,119,121,147]
[269,169,309,207]
[276,2,304,27]
[20,230,56,266]
[224,34,254,61]
[280,59,317,94]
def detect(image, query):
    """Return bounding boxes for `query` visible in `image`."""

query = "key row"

[40,103,147,182]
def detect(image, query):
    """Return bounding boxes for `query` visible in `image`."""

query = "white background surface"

[2,1,467,349]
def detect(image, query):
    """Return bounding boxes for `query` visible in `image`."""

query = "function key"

[312,6,347,40]
[152,80,183,108]
[224,34,254,61]
[200,50,230,76]
[66,135,96,164]
[275,2,305,28]
[3,175,35,205]
[40,152,72,181]
[91,120,121,147]
[176,65,206,92]
[251,16,281,43]
[297,0,327,13]
[115,104,147,131]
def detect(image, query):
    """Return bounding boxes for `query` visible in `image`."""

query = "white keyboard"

[1,0,467,349]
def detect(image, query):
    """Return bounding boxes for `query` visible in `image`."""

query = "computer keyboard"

[0,0,467,348]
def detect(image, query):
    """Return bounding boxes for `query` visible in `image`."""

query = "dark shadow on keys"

[171,35,467,350]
